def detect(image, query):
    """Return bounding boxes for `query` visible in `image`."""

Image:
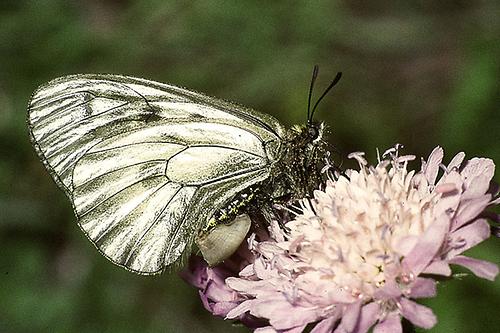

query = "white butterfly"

[28,71,337,274]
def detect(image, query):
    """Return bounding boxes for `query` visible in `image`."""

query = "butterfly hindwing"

[28,74,285,274]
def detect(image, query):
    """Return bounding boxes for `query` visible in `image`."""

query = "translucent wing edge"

[27,83,76,197]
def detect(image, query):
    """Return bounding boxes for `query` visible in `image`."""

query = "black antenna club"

[307,67,342,124]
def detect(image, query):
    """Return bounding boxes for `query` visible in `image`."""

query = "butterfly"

[27,67,341,274]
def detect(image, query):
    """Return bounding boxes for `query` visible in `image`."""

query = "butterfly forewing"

[28,74,285,274]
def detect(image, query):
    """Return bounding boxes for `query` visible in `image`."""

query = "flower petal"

[375,280,402,299]
[435,182,458,194]
[253,257,277,280]
[230,295,320,330]
[311,316,339,333]
[255,327,277,333]
[373,312,402,333]
[409,277,436,298]
[402,213,450,275]
[423,146,444,185]
[461,158,495,196]
[422,260,451,276]
[446,152,465,172]
[212,301,238,316]
[268,305,319,330]
[399,298,437,329]
[393,235,418,257]
[337,301,362,332]
[448,255,499,281]
[226,276,283,296]
[286,326,309,333]
[352,302,380,333]
[447,219,490,258]
[199,290,212,312]
[226,299,254,319]
[180,256,208,288]
[452,196,491,231]
[433,171,462,215]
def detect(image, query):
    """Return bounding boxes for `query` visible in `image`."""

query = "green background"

[1,1,499,332]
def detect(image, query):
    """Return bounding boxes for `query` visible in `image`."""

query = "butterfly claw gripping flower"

[183,146,499,332]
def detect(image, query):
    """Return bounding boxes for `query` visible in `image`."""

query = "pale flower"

[183,146,499,332]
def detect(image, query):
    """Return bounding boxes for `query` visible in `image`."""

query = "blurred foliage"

[0,1,499,332]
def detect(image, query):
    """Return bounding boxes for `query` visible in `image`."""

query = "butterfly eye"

[308,126,319,140]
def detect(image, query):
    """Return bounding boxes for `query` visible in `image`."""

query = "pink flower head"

[180,244,268,329]
[183,146,499,332]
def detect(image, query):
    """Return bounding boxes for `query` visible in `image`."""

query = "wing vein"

[163,197,191,261]
[124,185,185,266]
[193,165,266,187]
[169,91,282,139]
[190,144,265,159]
[94,181,175,245]
[87,141,185,154]
[31,94,97,130]
[44,100,130,152]
[73,159,170,189]
[76,174,166,218]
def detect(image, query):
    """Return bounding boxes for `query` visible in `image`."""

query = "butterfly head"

[274,67,341,199]
[290,121,325,145]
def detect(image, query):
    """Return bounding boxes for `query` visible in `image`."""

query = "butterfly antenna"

[310,71,342,122]
[307,65,320,125]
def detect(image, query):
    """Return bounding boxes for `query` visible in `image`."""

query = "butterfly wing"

[28,74,285,274]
